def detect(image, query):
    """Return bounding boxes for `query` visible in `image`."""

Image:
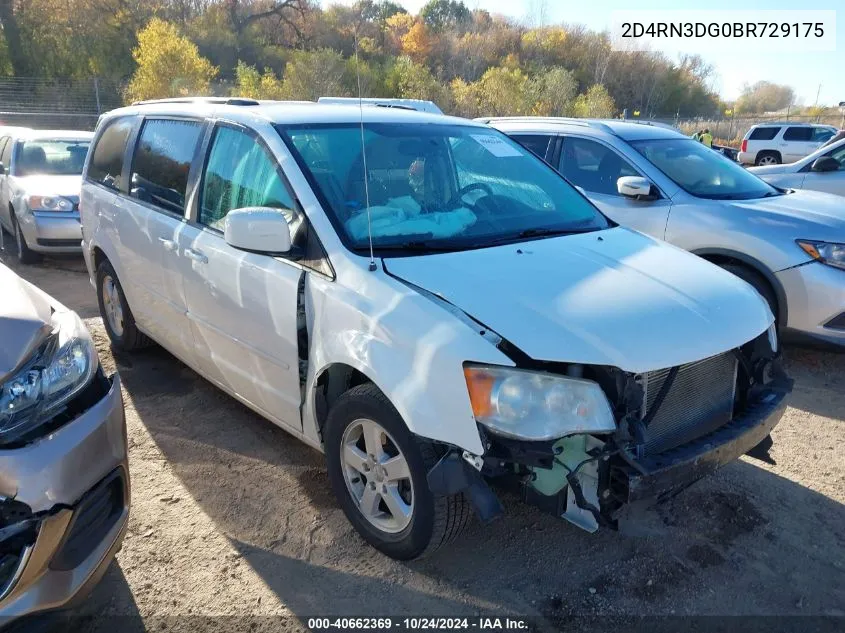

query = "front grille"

[49,468,125,572]
[640,352,738,454]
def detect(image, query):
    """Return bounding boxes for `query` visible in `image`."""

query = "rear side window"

[88,118,134,190]
[199,125,296,230]
[511,135,551,159]
[748,127,780,141]
[813,128,835,143]
[783,127,813,142]
[130,119,203,215]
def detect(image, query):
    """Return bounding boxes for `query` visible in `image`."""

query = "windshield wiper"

[356,240,462,252]
[483,226,599,246]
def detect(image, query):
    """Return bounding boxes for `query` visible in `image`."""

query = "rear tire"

[755,151,781,166]
[96,259,152,351]
[324,383,470,560]
[12,214,41,265]
[721,263,778,323]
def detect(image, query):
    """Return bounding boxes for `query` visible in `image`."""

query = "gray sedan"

[750,137,845,197]
[485,117,845,348]
[0,262,129,625]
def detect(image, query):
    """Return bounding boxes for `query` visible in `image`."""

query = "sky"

[324,0,844,107]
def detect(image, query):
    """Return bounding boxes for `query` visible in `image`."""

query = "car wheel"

[11,215,41,265]
[721,263,778,323]
[755,152,781,166]
[325,383,470,560]
[96,259,152,351]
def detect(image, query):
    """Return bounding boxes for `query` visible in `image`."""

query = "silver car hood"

[748,164,793,175]
[727,190,845,237]
[0,264,53,380]
[15,174,82,198]
[384,227,772,373]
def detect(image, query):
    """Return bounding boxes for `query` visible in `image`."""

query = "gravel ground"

[3,251,844,632]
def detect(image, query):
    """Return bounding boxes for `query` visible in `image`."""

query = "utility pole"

[814,83,822,109]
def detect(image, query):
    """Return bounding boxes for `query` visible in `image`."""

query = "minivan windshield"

[14,139,91,177]
[630,138,782,200]
[278,123,609,251]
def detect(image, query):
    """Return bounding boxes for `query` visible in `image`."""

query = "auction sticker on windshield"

[471,134,523,157]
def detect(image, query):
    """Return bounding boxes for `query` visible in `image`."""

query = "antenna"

[354,32,377,272]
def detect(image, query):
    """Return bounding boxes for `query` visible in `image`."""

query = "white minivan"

[80,98,790,559]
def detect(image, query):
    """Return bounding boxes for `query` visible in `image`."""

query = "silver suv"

[737,122,836,166]
[485,117,845,347]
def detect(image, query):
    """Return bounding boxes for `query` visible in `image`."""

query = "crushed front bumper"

[0,373,129,624]
[616,383,789,506]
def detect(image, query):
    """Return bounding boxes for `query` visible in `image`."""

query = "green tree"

[385,55,447,104]
[233,61,285,99]
[571,84,616,118]
[419,0,470,33]
[126,18,217,103]
[281,48,351,100]
[528,66,578,116]
[735,81,795,114]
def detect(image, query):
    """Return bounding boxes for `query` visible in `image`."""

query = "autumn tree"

[735,81,795,114]
[401,21,433,63]
[281,48,351,100]
[126,18,217,102]
[385,55,447,104]
[528,66,577,116]
[233,61,284,99]
[572,84,616,118]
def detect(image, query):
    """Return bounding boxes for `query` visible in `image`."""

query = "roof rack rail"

[477,116,616,135]
[131,97,260,106]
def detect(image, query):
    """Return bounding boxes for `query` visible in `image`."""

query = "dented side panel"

[300,265,514,455]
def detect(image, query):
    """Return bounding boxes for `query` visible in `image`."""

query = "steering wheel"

[444,182,495,211]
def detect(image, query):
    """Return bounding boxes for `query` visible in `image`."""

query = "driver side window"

[200,125,297,231]
[559,137,640,196]
[825,146,845,170]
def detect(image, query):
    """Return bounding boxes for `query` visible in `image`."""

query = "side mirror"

[0,162,5,175]
[617,176,658,201]
[224,207,292,255]
[811,156,840,173]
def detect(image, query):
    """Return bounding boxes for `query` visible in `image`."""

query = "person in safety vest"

[700,128,713,148]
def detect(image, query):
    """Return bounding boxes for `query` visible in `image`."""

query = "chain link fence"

[0,77,125,131]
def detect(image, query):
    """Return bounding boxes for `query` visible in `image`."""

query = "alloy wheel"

[101,275,125,337]
[340,418,414,534]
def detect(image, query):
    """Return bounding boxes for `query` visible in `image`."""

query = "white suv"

[738,122,836,165]
[80,98,788,559]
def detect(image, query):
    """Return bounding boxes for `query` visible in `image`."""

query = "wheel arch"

[694,248,788,324]
[756,149,782,164]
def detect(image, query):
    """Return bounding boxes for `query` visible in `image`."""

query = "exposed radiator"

[640,352,738,454]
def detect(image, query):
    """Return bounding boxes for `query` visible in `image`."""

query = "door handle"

[158,237,177,252]
[183,247,207,264]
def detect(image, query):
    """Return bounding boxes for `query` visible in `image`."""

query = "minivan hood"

[384,228,772,373]
[0,264,53,380]
[16,174,82,198]
[727,189,845,237]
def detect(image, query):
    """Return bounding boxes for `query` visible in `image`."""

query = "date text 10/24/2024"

[307,618,530,630]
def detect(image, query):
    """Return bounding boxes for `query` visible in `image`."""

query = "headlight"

[0,310,97,445]
[797,240,845,271]
[27,195,74,212]
[463,365,616,441]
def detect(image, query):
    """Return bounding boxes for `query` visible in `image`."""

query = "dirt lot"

[3,251,844,632]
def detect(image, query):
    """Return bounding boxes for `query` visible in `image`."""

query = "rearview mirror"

[617,176,658,201]
[224,207,292,255]
[811,156,840,173]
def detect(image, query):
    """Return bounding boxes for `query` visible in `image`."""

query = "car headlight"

[0,310,98,445]
[27,195,74,212]
[463,365,616,441]
[797,240,845,271]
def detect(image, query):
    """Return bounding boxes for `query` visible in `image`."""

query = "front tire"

[12,215,41,264]
[96,259,151,351]
[721,263,778,323]
[324,383,470,560]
